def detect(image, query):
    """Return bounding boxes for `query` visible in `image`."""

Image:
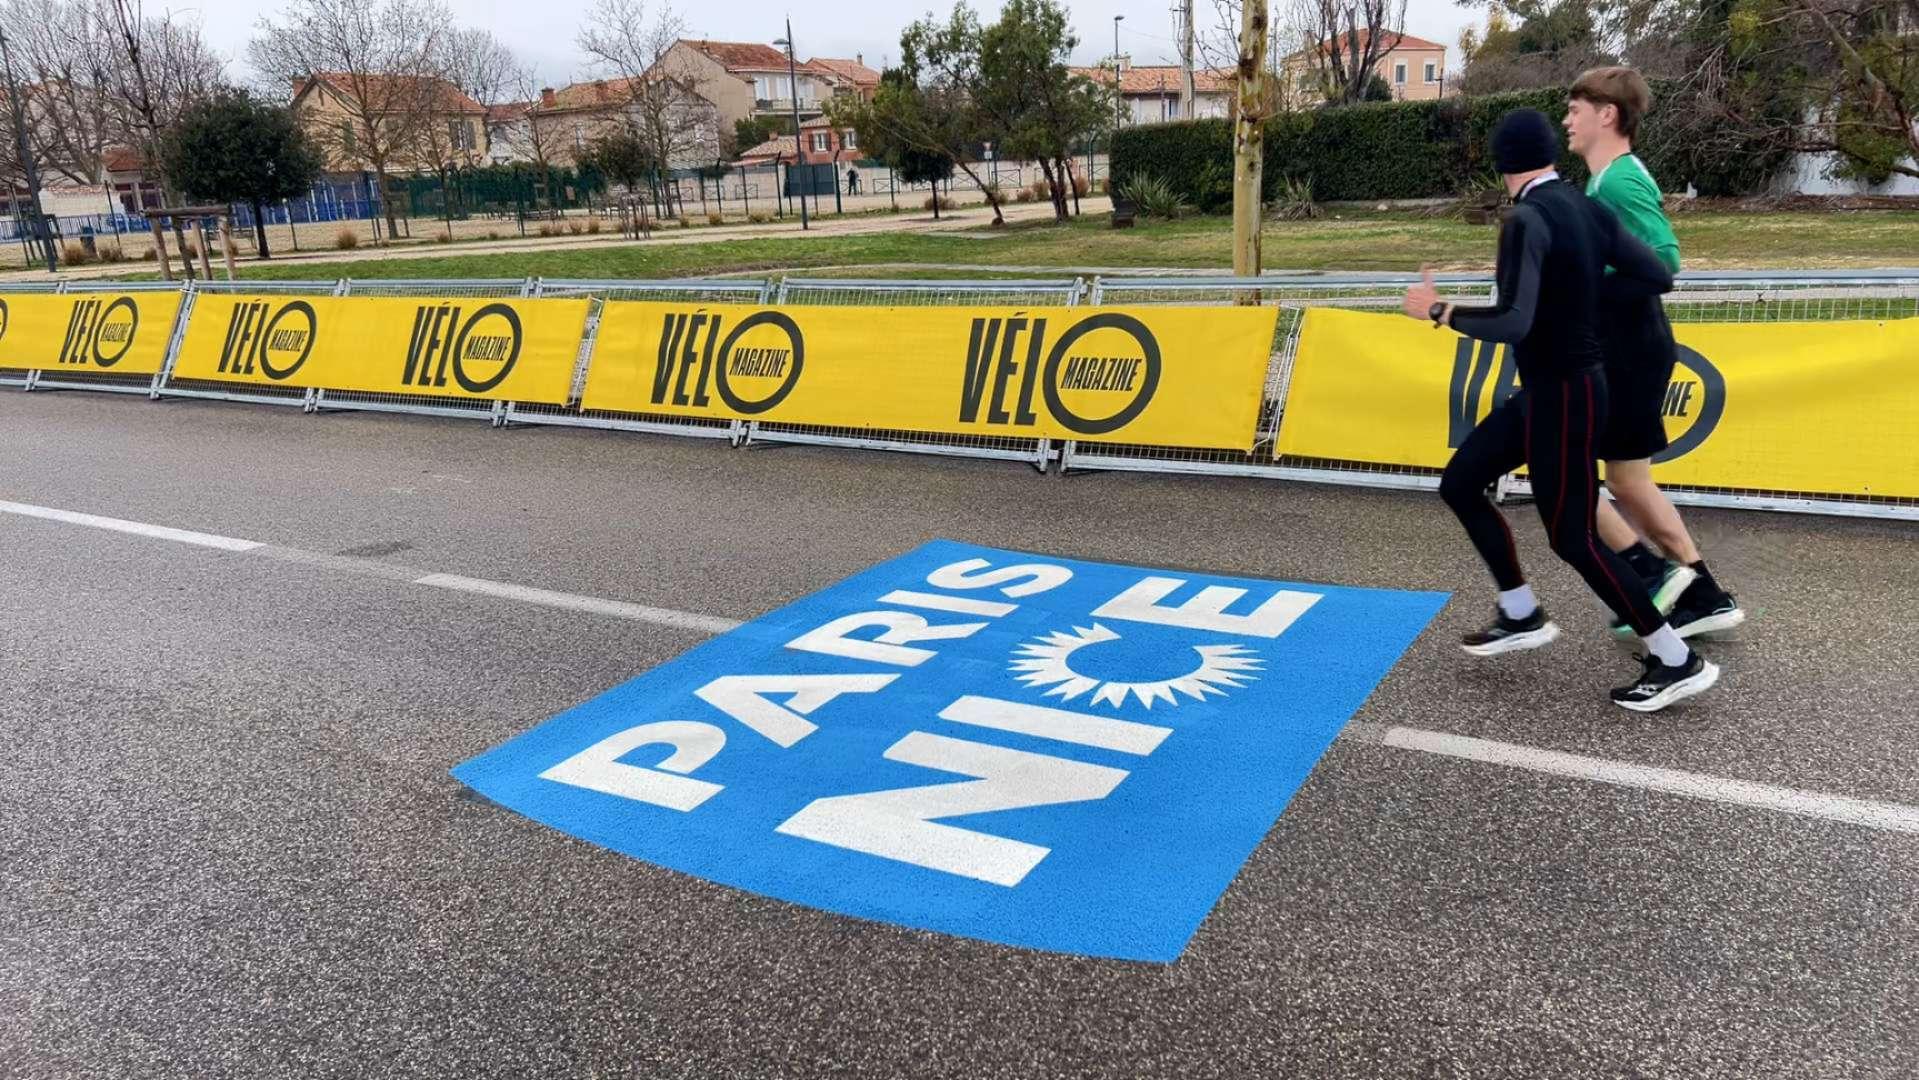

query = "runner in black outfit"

[1401,109,1719,712]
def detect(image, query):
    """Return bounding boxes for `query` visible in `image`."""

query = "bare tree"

[250,0,454,238]
[1198,0,1318,110]
[101,0,223,199]
[500,64,574,200]
[2,0,116,185]
[1305,0,1410,105]
[413,27,511,234]
[577,0,719,216]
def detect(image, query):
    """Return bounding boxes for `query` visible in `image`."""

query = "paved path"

[1,388,1914,1078]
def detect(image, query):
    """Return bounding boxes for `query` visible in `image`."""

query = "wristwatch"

[1428,301,1448,327]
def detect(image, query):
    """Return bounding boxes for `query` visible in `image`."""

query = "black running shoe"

[1669,581,1747,639]
[1461,607,1561,657]
[1611,651,1721,712]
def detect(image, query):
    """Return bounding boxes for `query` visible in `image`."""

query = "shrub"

[1118,173,1188,220]
[706,211,723,226]
[485,229,502,240]
[981,181,1005,202]
[97,243,129,264]
[748,210,772,223]
[1026,179,1051,202]
[587,217,604,233]
[335,228,359,250]
[433,231,454,244]
[676,215,692,228]
[1071,174,1090,198]
[1110,81,1784,209]
[537,221,561,237]
[140,247,157,261]
[566,219,584,234]
[60,241,93,266]
[179,236,200,259]
[1270,176,1321,221]
[922,193,953,211]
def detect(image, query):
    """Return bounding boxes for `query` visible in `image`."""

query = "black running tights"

[1439,371,1665,637]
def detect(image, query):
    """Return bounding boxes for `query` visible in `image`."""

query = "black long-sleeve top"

[1449,177,1676,384]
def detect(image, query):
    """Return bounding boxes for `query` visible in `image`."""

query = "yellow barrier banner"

[0,291,183,375]
[1277,308,1919,498]
[171,294,590,404]
[584,302,1278,448]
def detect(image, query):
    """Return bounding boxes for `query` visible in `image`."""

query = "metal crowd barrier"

[8,269,1917,521]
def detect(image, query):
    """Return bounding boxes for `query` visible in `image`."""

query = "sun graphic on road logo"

[1009,624,1264,710]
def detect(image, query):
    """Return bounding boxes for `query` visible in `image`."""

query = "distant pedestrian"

[846,168,860,195]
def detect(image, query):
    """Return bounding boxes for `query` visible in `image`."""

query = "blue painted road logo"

[454,541,1446,962]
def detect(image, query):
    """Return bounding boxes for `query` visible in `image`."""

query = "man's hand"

[1401,265,1441,322]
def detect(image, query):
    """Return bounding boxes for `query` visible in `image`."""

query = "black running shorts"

[1597,302,1677,462]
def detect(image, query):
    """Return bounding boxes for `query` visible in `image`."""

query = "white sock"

[1497,585,1538,620]
[1642,625,1690,667]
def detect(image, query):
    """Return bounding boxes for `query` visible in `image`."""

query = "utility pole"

[1178,0,1195,120]
[0,25,56,272]
[1231,0,1266,279]
[1112,14,1125,132]
[776,21,808,231]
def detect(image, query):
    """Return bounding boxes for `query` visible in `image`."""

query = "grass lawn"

[181,208,1919,283]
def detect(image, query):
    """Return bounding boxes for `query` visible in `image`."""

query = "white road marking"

[1382,726,1919,834]
[414,573,741,635]
[8,495,1919,836]
[0,499,262,552]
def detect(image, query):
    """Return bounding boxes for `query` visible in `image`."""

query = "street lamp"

[1112,15,1125,131]
[774,23,809,231]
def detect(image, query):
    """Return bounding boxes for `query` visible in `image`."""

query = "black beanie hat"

[1491,108,1559,174]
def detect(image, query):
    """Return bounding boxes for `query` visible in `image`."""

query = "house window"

[1424,60,1437,83]
[754,75,776,100]
[339,121,357,154]
[448,119,474,151]
[810,132,830,152]
[1394,61,1407,85]
[843,129,857,149]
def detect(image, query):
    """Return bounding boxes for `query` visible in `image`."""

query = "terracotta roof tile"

[686,39,791,71]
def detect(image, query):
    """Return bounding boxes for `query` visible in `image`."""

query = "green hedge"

[1111,83,1775,208]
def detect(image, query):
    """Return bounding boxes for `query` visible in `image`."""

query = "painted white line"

[11,494,1919,835]
[1382,726,1919,834]
[414,573,742,635]
[0,499,261,552]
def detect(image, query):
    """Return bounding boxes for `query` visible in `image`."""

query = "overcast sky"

[170,0,1478,91]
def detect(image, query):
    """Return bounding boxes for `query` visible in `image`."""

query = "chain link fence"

[10,269,1916,520]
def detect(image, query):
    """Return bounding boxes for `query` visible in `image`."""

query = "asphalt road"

[2,389,1914,1079]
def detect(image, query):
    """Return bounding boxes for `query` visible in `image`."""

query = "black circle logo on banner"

[1652,345,1726,463]
[450,303,524,394]
[1041,313,1163,435]
[258,301,318,381]
[715,311,805,414]
[90,297,139,368]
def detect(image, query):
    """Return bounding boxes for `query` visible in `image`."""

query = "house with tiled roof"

[734,115,863,167]
[290,72,490,174]
[1281,31,1449,106]
[642,39,881,139]
[1070,59,1234,125]
[520,73,725,170]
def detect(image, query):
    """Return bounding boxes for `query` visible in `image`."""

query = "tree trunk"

[252,199,271,258]
[375,162,399,243]
[1232,0,1268,279]
[1037,159,1067,221]
[953,161,1003,224]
